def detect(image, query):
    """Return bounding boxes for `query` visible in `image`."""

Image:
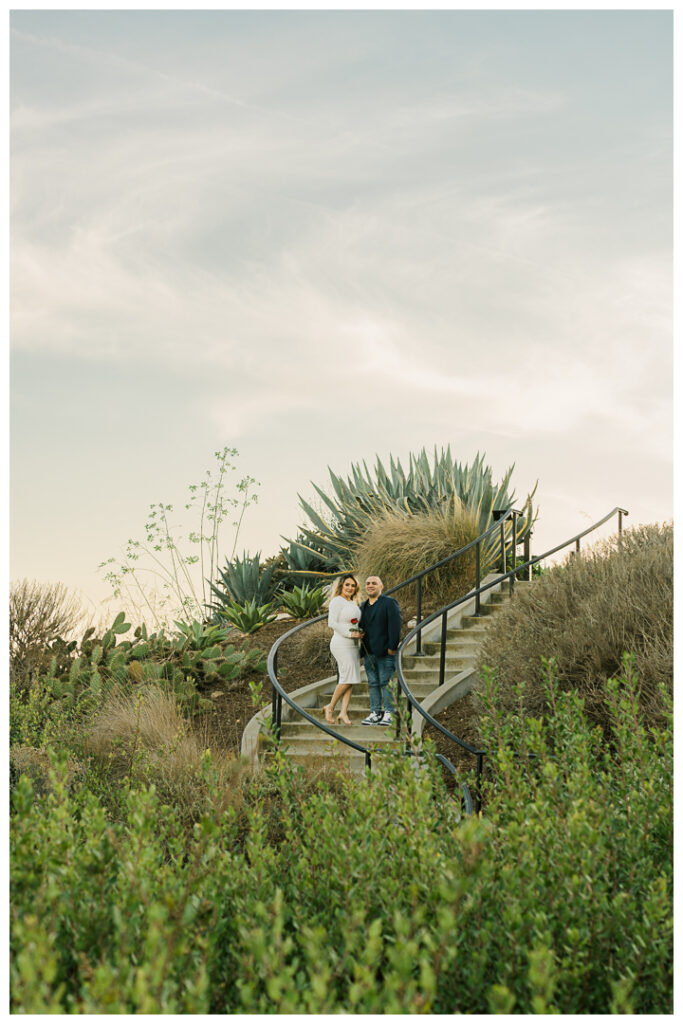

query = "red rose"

[351,618,358,624]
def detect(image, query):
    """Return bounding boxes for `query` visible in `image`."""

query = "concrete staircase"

[253,575,529,776]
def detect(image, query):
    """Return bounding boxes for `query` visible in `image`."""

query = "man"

[358,575,402,726]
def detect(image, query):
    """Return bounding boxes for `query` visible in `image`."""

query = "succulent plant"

[208,551,279,613]
[39,610,267,714]
[278,584,327,619]
[215,598,278,635]
[291,447,536,570]
[280,535,334,577]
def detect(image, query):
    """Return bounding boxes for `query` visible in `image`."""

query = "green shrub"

[10,660,672,1013]
[471,657,672,1014]
[353,502,482,617]
[475,522,673,733]
[278,584,326,619]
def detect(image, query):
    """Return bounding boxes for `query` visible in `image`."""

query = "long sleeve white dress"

[327,595,362,685]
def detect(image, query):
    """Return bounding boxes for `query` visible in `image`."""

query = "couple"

[323,573,402,728]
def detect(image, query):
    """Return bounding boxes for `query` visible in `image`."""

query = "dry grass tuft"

[474,522,673,734]
[85,686,249,824]
[353,503,482,619]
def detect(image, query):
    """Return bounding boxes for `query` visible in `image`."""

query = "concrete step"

[404,656,474,672]
[416,641,480,659]
[296,701,418,721]
[316,682,437,702]
[281,731,399,754]
[460,616,494,630]
[402,669,472,687]
[283,746,403,776]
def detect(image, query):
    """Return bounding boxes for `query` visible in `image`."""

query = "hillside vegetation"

[475,522,672,733]
[9,517,673,1012]
[10,659,672,1013]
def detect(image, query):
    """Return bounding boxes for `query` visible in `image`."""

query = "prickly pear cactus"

[39,612,267,714]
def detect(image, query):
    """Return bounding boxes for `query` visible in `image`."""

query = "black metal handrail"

[265,507,524,786]
[395,506,629,811]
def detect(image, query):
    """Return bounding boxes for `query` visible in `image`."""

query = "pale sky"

[9,8,673,617]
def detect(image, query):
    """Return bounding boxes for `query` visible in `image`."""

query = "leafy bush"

[10,661,672,1013]
[292,447,536,571]
[475,522,673,733]
[278,584,326,619]
[216,598,278,635]
[353,501,482,617]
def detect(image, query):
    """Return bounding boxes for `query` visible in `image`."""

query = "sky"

[9,7,674,620]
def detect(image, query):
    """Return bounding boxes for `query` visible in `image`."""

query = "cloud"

[10,13,671,460]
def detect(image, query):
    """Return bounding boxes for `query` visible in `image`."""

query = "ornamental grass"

[353,501,483,620]
[84,685,248,830]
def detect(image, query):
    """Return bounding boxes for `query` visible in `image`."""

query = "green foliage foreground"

[10,661,671,1014]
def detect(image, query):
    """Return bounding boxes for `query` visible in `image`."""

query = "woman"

[323,574,362,725]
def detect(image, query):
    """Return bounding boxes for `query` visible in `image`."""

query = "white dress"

[328,596,362,685]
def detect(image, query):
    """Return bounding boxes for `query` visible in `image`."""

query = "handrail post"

[511,510,518,577]
[439,611,447,687]
[576,538,581,555]
[500,519,505,573]
[475,541,481,616]
[415,576,423,655]
[475,753,484,814]
[524,529,531,581]
[618,509,624,535]
[271,651,279,745]
[276,693,282,741]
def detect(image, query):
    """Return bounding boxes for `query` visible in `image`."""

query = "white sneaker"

[362,711,382,725]
[380,711,393,726]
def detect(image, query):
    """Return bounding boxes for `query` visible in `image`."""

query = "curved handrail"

[265,507,523,783]
[396,505,629,810]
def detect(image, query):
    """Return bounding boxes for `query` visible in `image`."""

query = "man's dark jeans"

[364,653,396,715]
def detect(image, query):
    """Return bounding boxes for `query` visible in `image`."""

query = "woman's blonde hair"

[330,574,360,602]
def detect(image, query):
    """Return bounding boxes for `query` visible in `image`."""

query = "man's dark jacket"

[359,593,402,657]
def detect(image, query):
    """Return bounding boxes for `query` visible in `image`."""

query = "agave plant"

[280,535,337,579]
[208,551,279,618]
[215,598,277,635]
[278,584,327,620]
[290,447,537,571]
